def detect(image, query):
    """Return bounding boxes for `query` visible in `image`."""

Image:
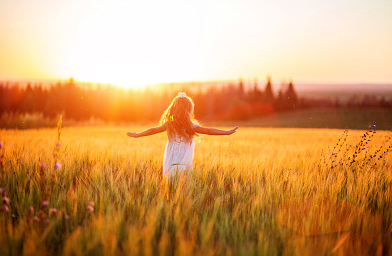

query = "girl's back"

[163,121,199,177]
[126,92,238,178]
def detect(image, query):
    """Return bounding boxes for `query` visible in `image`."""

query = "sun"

[59,32,202,89]
[60,36,173,89]
[66,58,170,89]
[56,1,205,89]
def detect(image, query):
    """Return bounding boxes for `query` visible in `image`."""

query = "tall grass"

[0,125,391,255]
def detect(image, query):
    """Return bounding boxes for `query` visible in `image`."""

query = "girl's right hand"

[228,126,239,135]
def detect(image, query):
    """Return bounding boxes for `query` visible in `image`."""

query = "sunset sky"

[0,0,391,88]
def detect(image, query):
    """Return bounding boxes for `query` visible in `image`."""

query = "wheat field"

[0,124,391,255]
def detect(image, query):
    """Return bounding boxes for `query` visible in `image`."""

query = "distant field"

[2,108,392,131]
[295,83,392,100]
[224,108,392,130]
[0,126,391,255]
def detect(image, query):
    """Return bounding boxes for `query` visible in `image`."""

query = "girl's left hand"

[126,132,139,138]
[228,126,239,134]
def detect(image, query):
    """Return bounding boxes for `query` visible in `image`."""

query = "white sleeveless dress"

[162,122,199,178]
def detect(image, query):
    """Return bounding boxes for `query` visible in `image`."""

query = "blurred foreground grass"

[0,126,391,255]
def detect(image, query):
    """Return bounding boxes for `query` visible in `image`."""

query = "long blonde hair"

[160,92,197,142]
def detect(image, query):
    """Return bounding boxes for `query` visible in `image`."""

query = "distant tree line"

[0,77,391,124]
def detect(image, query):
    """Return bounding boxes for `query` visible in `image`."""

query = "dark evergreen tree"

[248,79,262,102]
[237,79,245,100]
[284,80,298,109]
[264,76,274,103]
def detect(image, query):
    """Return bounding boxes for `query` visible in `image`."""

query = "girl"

[127,92,238,178]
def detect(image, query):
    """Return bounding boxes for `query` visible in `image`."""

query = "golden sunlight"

[58,1,205,88]
[1,0,391,84]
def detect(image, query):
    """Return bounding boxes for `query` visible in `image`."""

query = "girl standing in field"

[127,92,238,178]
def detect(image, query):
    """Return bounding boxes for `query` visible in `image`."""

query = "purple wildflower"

[40,162,47,170]
[49,208,57,215]
[42,200,49,208]
[3,197,10,205]
[54,162,62,170]
[87,205,94,213]
[33,216,40,222]
[0,188,6,196]
[2,205,9,213]
[88,201,95,207]
[64,214,70,221]
[28,206,34,214]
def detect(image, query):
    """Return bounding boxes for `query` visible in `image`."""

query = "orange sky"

[0,0,391,88]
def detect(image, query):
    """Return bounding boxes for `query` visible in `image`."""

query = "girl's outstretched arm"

[194,125,238,135]
[127,125,166,138]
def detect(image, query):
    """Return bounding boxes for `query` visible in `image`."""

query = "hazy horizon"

[2,77,392,101]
